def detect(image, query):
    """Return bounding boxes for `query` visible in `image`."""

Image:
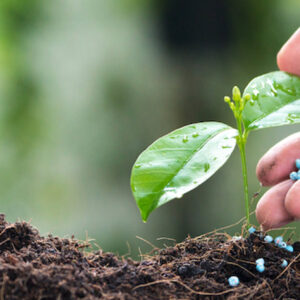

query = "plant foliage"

[131,71,300,222]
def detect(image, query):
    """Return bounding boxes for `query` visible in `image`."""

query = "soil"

[0,215,299,299]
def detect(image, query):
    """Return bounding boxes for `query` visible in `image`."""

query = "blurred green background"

[0,0,300,258]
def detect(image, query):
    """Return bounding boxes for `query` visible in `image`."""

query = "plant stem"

[236,117,250,227]
[225,87,251,227]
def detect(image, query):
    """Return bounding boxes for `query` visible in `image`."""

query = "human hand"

[256,28,300,230]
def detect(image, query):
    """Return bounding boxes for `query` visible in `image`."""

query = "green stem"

[236,117,250,227]
[225,87,251,227]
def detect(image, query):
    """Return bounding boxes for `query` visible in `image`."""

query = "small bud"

[232,86,241,102]
[224,96,231,103]
[228,276,239,287]
[244,94,251,102]
[239,102,244,112]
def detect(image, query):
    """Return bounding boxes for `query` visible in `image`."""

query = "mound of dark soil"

[0,215,299,299]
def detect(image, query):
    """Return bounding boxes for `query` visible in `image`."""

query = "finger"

[256,180,294,230]
[285,180,300,219]
[256,132,300,186]
[277,28,300,76]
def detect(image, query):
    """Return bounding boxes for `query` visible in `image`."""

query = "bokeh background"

[0,0,300,258]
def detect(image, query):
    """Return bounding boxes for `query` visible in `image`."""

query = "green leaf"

[242,71,300,131]
[131,122,237,221]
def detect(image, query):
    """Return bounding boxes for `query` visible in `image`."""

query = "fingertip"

[256,157,273,186]
[285,180,300,219]
[256,149,284,187]
[277,28,300,76]
[256,132,300,186]
[256,180,294,230]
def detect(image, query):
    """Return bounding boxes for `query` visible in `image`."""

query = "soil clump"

[0,215,299,299]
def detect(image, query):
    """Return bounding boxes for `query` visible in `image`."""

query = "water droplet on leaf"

[182,136,189,143]
[252,89,259,100]
[267,79,278,96]
[176,193,183,199]
[204,163,210,172]
[274,82,296,96]
[287,113,297,123]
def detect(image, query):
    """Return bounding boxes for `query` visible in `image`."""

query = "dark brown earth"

[0,215,299,299]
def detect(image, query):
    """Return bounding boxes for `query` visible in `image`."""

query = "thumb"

[277,28,300,76]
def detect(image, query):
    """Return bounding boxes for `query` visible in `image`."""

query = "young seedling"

[131,71,300,227]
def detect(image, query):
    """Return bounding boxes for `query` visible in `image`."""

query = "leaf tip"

[244,94,251,102]
[141,210,149,223]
